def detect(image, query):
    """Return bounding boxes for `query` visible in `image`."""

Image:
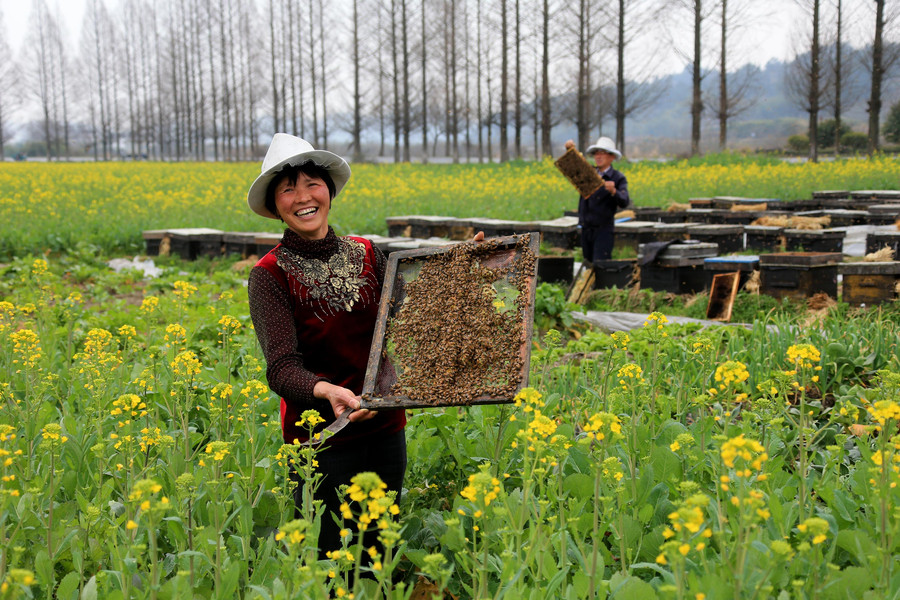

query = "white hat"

[585,136,622,160]
[247,133,352,219]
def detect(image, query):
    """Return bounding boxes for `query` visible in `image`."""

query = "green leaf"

[836,529,878,565]
[57,572,81,600]
[81,575,98,600]
[221,560,243,599]
[563,473,595,500]
[820,566,871,600]
[573,571,591,598]
[609,573,658,600]
[34,549,54,589]
[649,445,682,484]
[638,504,654,525]
[253,490,281,528]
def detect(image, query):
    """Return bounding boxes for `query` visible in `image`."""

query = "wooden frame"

[361,233,540,410]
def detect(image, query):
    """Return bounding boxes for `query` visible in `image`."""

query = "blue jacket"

[578,167,630,230]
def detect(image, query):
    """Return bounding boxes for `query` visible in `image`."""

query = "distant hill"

[619,43,899,156]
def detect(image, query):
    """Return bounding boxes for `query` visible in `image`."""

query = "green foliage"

[840,131,869,151]
[817,119,852,148]
[533,282,581,333]
[787,134,810,153]
[885,100,900,144]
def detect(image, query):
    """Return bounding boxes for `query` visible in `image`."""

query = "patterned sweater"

[248,227,406,445]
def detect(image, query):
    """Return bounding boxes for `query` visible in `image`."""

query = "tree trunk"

[833,0,842,155]
[499,0,508,162]
[207,0,219,160]
[867,0,884,155]
[615,0,625,154]
[513,0,521,159]
[540,0,551,157]
[268,0,279,135]
[391,0,400,161]
[451,0,459,163]
[319,0,328,147]
[402,0,411,161]
[421,0,428,163]
[718,0,727,150]
[690,0,702,157]
[808,0,819,162]
[309,0,319,146]
[476,0,484,162]
[352,0,363,161]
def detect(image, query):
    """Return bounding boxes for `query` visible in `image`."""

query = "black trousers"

[581,227,615,263]
[294,428,407,557]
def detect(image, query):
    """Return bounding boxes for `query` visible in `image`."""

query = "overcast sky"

[0,0,885,77]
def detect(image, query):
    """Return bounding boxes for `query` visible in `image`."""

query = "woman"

[246,133,406,555]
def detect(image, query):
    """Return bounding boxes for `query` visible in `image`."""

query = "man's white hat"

[585,136,622,160]
[247,133,352,219]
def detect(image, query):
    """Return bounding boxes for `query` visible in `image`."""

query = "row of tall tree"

[0,0,896,162]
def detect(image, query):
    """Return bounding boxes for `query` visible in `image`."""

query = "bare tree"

[401,0,411,161]
[539,0,554,156]
[499,0,509,162]
[25,0,53,159]
[351,0,363,161]
[421,0,429,162]
[513,0,521,159]
[0,6,18,158]
[785,0,825,162]
[573,0,592,150]
[609,0,668,157]
[707,0,759,150]
[863,0,900,153]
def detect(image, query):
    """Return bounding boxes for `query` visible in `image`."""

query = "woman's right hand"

[313,381,376,422]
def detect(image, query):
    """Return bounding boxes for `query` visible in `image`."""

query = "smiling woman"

[245,133,407,560]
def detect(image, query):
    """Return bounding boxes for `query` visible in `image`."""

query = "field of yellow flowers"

[2,246,900,598]
[0,154,898,258]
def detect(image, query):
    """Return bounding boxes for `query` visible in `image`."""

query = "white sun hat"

[247,133,352,219]
[585,136,622,159]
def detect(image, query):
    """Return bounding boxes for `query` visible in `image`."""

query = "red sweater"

[248,228,406,446]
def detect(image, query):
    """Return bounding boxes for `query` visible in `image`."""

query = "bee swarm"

[384,235,536,405]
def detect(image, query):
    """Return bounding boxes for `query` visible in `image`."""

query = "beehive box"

[408,215,452,239]
[745,226,785,252]
[704,255,759,289]
[593,259,637,289]
[812,190,850,201]
[866,232,900,256]
[539,217,580,250]
[168,228,225,260]
[254,232,284,256]
[640,263,707,294]
[689,198,714,209]
[142,229,170,256]
[614,221,659,253]
[651,223,694,243]
[689,224,745,254]
[386,216,413,238]
[361,233,539,409]
[783,229,845,253]
[537,255,575,285]
[850,190,900,202]
[759,252,841,300]
[839,262,900,306]
[224,232,270,258]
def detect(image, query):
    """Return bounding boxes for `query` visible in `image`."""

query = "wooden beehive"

[554,147,603,198]
[361,233,540,410]
[839,261,900,306]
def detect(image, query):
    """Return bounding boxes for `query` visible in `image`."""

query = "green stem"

[588,466,602,598]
